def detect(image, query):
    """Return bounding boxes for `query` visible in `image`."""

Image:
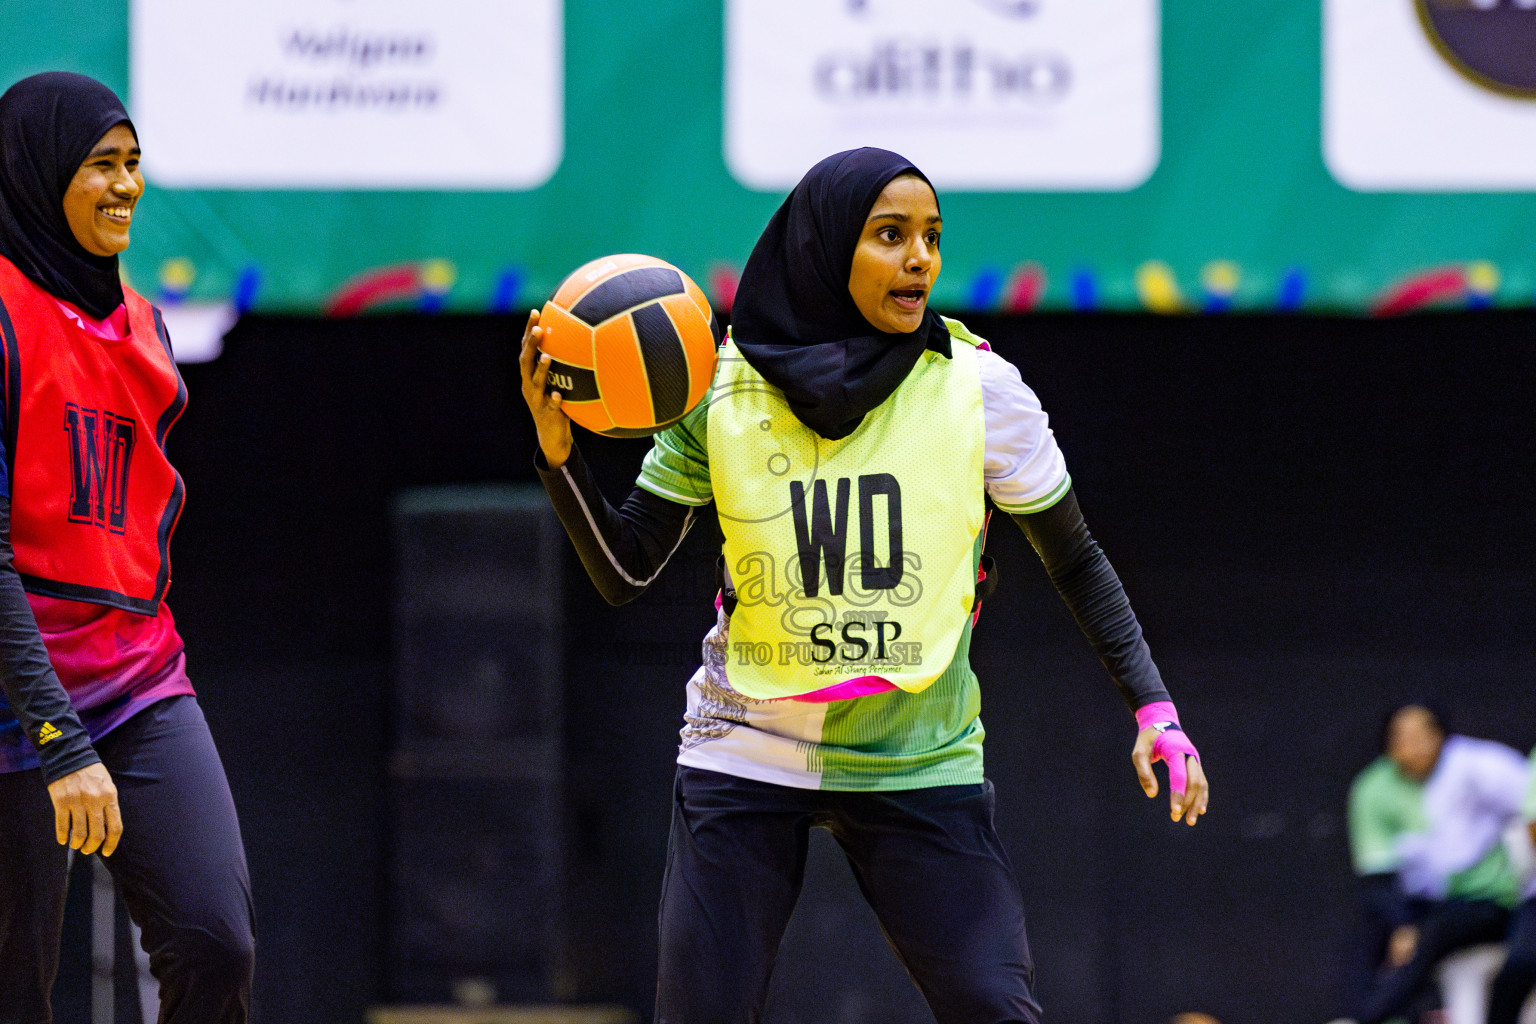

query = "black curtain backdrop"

[55,310,1533,1024]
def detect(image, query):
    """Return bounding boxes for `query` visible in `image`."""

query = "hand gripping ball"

[539,254,722,437]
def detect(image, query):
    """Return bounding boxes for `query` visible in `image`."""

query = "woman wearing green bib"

[520,148,1209,1024]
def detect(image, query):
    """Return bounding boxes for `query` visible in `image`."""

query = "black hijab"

[730,147,951,441]
[0,72,136,318]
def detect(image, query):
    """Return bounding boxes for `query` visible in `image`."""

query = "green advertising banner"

[4,0,1536,320]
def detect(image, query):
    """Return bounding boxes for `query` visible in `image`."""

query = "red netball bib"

[0,256,186,615]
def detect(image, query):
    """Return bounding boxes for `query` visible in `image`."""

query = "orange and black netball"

[538,254,720,438]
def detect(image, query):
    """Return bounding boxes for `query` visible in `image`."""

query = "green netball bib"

[708,326,985,700]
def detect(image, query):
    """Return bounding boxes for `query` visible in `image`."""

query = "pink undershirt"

[55,297,130,341]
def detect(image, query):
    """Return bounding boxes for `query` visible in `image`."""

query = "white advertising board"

[1325,0,1536,191]
[724,0,1160,192]
[129,0,562,189]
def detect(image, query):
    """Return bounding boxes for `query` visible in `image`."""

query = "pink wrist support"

[1135,700,1201,795]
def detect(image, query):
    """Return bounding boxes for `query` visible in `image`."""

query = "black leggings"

[654,765,1041,1024]
[0,695,254,1024]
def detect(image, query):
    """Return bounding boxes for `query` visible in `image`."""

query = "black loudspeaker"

[387,485,566,1003]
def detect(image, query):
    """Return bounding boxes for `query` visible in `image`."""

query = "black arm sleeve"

[535,442,700,606]
[1011,486,1171,712]
[0,496,98,782]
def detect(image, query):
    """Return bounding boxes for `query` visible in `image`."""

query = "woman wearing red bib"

[0,72,253,1024]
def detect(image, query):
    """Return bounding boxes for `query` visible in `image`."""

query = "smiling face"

[847,173,941,334]
[61,123,142,257]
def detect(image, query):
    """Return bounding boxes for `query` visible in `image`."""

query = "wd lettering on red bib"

[64,404,137,534]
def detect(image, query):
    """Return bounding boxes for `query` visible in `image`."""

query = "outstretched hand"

[1133,726,1209,826]
[46,761,122,857]
[519,308,573,469]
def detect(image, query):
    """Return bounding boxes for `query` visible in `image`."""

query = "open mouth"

[890,287,927,310]
[98,205,133,224]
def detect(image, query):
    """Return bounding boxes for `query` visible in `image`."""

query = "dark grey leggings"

[0,696,254,1024]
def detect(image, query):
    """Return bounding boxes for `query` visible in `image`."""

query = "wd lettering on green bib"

[709,329,985,700]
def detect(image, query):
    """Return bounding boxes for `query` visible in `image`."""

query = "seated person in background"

[1352,703,1528,1024]
[1485,744,1536,1024]
[1343,717,1426,1019]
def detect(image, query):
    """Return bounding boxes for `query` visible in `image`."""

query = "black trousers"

[0,696,254,1024]
[654,765,1041,1024]
[1339,873,1411,1019]
[1356,896,1511,1024]
[1489,896,1536,1024]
